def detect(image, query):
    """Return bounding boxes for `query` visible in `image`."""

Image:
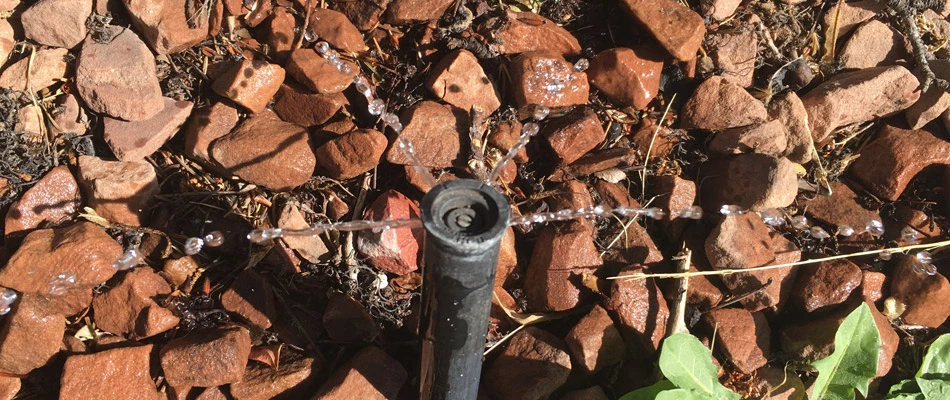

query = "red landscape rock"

[426,49,501,114]
[495,227,519,289]
[160,325,252,387]
[356,190,423,275]
[907,60,950,129]
[525,221,603,312]
[51,93,89,136]
[791,259,863,314]
[4,166,80,236]
[103,98,194,161]
[277,204,330,264]
[493,10,582,57]
[850,124,950,201]
[0,19,13,68]
[0,294,66,375]
[230,351,318,400]
[210,115,316,191]
[587,46,664,110]
[681,76,768,130]
[607,266,669,357]
[561,386,609,400]
[483,327,571,400]
[708,120,788,157]
[705,213,775,271]
[543,107,606,165]
[60,344,159,400]
[285,48,358,94]
[751,367,806,400]
[221,270,276,330]
[768,91,815,163]
[618,0,705,61]
[565,305,626,374]
[212,59,286,113]
[20,0,92,48]
[385,0,453,24]
[385,101,466,168]
[822,0,885,43]
[487,120,528,163]
[243,0,273,27]
[698,154,799,211]
[163,256,198,288]
[123,0,211,54]
[311,346,406,399]
[328,0,391,31]
[550,147,639,182]
[700,0,742,21]
[75,28,164,121]
[309,8,367,53]
[77,155,160,226]
[838,20,909,70]
[274,83,347,127]
[509,50,590,109]
[0,377,18,400]
[266,7,296,61]
[890,255,950,328]
[730,234,801,313]
[315,129,388,179]
[804,181,879,230]
[702,308,770,374]
[92,268,179,339]
[183,102,241,163]
[323,292,380,342]
[630,117,679,161]
[0,47,68,92]
[863,271,887,304]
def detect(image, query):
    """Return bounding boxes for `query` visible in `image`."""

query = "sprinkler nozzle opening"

[421,179,510,250]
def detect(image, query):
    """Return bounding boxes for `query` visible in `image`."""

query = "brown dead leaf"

[248,344,284,370]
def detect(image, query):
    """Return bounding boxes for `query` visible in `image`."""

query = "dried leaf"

[248,344,284,370]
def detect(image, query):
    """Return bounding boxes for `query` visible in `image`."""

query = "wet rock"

[221,270,276,330]
[700,0,741,21]
[730,234,801,313]
[804,181,879,230]
[908,61,950,129]
[801,66,919,143]
[210,115,316,191]
[550,147,638,182]
[386,0,453,24]
[163,256,198,288]
[244,0,273,27]
[618,0,705,61]
[587,46,663,110]
[650,175,695,241]
[525,221,603,312]
[706,31,757,87]
[385,100,465,168]
[681,76,768,130]
[751,367,806,400]
[768,92,815,164]
[311,346,406,399]
[21,0,92,48]
[309,8,367,53]
[230,351,318,400]
[426,49,501,114]
[543,107,605,165]
[894,205,942,238]
[0,47,68,92]
[357,190,423,275]
[509,50,590,109]
[212,59,286,113]
[285,48,358,94]
[75,28,164,121]
[791,259,862,313]
[565,305,625,374]
[708,120,788,157]
[838,20,909,70]
[316,129,388,180]
[706,213,775,271]
[266,7,296,61]
[863,271,887,304]
[328,0,391,31]
[5,166,80,236]
[51,93,89,136]
[92,268,178,339]
[698,154,798,211]
[607,266,669,357]
[277,204,330,264]
[103,98,193,161]
[274,83,347,127]
[487,120,527,163]
[0,294,65,375]
[60,344,159,400]
[184,102,241,163]
[483,327,571,400]
[160,325,252,387]
[890,254,950,328]
[822,0,886,43]
[123,0,211,54]
[493,10,581,57]
[702,308,770,374]
[850,124,950,201]
[560,387,609,400]
[323,292,379,342]
[77,155,160,226]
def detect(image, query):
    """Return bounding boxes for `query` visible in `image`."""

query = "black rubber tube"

[418,179,511,400]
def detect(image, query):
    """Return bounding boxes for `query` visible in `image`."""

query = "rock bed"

[0,0,946,399]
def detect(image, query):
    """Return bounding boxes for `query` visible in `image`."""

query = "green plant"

[810,302,881,400]
[619,333,740,400]
[885,334,950,399]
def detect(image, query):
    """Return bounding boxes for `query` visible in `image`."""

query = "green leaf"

[655,388,716,400]
[918,334,950,380]
[916,378,950,400]
[810,302,881,400]
[618,381,677,400]
[658,333,739,400]
[888,379,922,396]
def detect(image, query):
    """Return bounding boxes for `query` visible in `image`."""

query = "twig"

[294,0,315,50]
[666,248,691,337]
[640,94,676,202]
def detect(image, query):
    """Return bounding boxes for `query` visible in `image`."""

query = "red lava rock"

[560,386,609,400]
[565,305,625,374]
[550,147,638,182]
[823,0,885,43]
[210,115,316,191]
[328,0,391,31]
[698,154,799,211]
[103,98,193,161]
[183,102,241,163]
[385,100,466,168]
[907,61,950,129]
[768,92,815,164]
[243,0,273,27]
[356,190,423,275]
[51,93,89,136]
[801,66,919,143]
[732,234,801,313]
[894,205,942,238]
[607,266,669,357]
[630,117,679,161]
[509,50,590,110]
[277,204,330,263]
[196,387,226,400]
[682,265,724,309]
[863,271,887,305]
[493,10,581,57]
[0,377,18,400]
[4,166,80,236]
[75,28,164,121]
[651,175,696,241]
[495,227,519,289]
[0,19,13,67]
[60,344,159,400]
[525,221,603,312]
[680,76,768,130]
[311,346,406,399]
[702,308,770,374]
[890,254,950,328]
[587,46,664,110]
[618,0,705,61]
[323,292,380,342]
[804,181,879,230]
[274,83,347,127]
[0,294,66,375]
[15,105,45,142]
[0,47,68,92]
[426,49,501,114]
[700,0,742,21]
[483,327,571,400]
[309,8,367,53]
[230,351,318,400]
[160,325,252,388]
[838,20,909,70]
[212,59,286,113]
[543,107,606,165]
[123,0,211,54]
[708,120,788,157]
[791,259,863,314]
[705,213,776,271]
[285,48,358,94]
[221,270,275,330]
[315,129,388,179]
[385,0,453,24]
[850,124,950,201]
[20,0,92,48]
[550,180,593,212]
[92,268,179,339]
[266,7,296,61]
[487,120,527,163]
[77,155,160,226]
[163,256,198,288]
[751,367,806,400]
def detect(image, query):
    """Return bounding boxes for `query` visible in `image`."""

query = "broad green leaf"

[655,388,715,400]
[916,378,950,400]
[810,302,881,400]
[884,394,926,400]
[618,380,676,400]
[658,333,739,400]
[918,334,950,380]
[887,379,922,396]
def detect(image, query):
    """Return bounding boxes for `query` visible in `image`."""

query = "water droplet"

[719,204,743,216]
[48,273,76,297]
[354,77,373,98]
[574,58,589,72]
[522,122,540,137]
[338,62,353,75]
[203,231,225,247]
[325,50,340,63]
[544,78,566,94]
[532,105,550,121]
[866,219,884,236]
[837,224,855,237]
[303,28,316,42]
[879,251,892,261]
[368,98,386,116]
[0,288,17,315]
[790,215,809,230]
[809,226,830,239]
[113,249,143,271]
[248,228,283,244]
[900,227,919,243]
[759,208,784,226]
[314,41,330,54]
[644,207,665,220]
[184,237,204,255]
[381,112,402,132]
[916,250,933,264]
